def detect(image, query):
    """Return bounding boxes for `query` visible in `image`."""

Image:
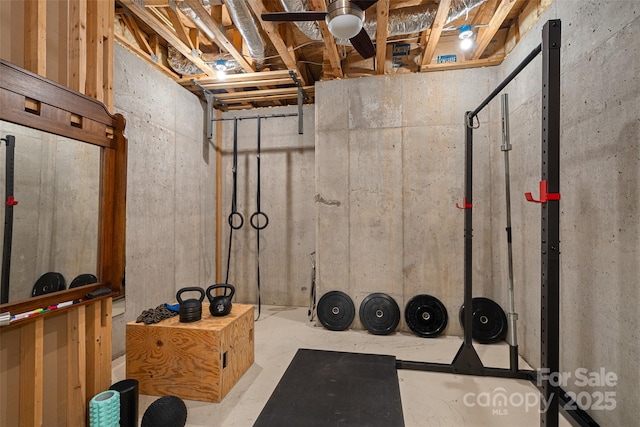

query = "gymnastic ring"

[228,212,244,230]
[250,211,269,230]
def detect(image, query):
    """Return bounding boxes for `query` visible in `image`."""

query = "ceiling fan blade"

[351,0,379,12]
[261,11,327,22]
[349,28,375,59]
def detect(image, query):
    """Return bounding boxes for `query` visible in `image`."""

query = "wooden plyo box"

[126,304,254,402]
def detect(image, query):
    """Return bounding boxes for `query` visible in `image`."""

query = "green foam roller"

[89,390,120,427]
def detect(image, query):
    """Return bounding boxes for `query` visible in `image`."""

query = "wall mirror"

[0,59,126,313]
[0,120,101,302]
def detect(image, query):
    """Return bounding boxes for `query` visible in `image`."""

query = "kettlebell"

[176,287,205,323]
[206,284,235,317]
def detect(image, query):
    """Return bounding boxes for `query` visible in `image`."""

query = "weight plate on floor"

[359,293,400,335]
[404,294,448,338]
[317,291,355,331]
[459,297,508,344]
[31,272,66,297]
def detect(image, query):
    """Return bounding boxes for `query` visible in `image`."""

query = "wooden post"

[19,318,44,426]
[69,0,88,93]
[86,0,105,102]
[23,0,47,77]
[67,306,87,426]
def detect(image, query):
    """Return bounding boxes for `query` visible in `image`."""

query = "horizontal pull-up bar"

[211,113,299,122]
[470,44,542,119]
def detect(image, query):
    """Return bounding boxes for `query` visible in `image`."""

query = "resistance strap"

[250,117,269,321]
[225,118,243,285]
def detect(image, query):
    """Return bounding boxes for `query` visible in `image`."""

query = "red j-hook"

[524,180,560,204]
[5,196,18,206]
[456,197,473,209]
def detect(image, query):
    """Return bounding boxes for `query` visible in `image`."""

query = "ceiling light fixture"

[458,24,474,51]
[458,24,473,40]
[215,59,227,79]
[326,0,364,39]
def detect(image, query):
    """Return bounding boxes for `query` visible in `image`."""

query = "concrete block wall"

[111,43,215,357]
[217,106,316,308]
[487,2,640,425]
[315,70,497,336]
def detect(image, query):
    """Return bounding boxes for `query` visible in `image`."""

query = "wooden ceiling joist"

[114,31,179,79]
[212,86,314,102]
[182,0,255,73]
[420,0,452,69]
[119,0,219,77]
[165,6,196,52]
[421,55,504,71]
[317,21,344,79]
[179,69,295,86]
[472,0,518,60]
[246,0,306,83]
[121,9,155,58]
[375,0,390,75]
[186,78,297,91]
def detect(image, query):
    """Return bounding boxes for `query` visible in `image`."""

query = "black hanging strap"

[1,135,17,304]
[225,119,243,285]
[250,117,269,321]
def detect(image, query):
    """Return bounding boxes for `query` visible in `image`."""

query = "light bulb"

[460,37,474,51]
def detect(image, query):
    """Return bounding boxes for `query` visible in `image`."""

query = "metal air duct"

[279,0,486,44]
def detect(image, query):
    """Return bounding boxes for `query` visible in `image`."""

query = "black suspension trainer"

[225,118,244,285]
[250,117,269,321]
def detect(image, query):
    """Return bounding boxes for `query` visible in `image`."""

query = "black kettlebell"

[206,284,235,317]
[176,287,205,323]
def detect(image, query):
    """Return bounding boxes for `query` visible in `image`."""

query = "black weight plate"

[31,272,66,297]
[459,297,508,344]
[317,291,355,331]
[69,273,98,288]
[404,294,448,338]
[359,293,400,335]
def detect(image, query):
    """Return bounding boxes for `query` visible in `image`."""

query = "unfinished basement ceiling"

[115,0,551,110]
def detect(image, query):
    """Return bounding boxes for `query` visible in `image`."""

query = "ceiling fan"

[261,0,378,59]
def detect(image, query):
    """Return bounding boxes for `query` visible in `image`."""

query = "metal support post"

[451,112,484,375]
[539,19,561,427]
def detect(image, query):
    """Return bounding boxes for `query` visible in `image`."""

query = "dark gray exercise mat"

[253,348,405,427]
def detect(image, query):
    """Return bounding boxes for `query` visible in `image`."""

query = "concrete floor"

[112,306,572,427]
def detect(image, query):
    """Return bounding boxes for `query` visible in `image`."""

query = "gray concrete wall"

[316,3,639,424]
[111,42,216,358]
[217,106,316,308]
[487,2,640,425]
[315,70,497,335]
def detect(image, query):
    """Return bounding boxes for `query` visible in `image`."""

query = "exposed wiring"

[259,41,325,60]
[297,60,324,67]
